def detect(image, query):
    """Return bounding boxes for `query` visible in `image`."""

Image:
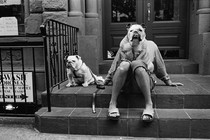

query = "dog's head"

[126,24,146,46]
[65,55,82,70]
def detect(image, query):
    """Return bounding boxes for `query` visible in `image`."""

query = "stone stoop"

[35,107,210,138]
[99,59,199,74]
[35,74,210,138]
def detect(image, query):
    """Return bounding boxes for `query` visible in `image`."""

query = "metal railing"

[0,38,42,116]
[40,19,79,112]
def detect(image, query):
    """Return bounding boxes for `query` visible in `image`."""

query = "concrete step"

[35,107,210,138]
[41,74,210,109]
[99,59,199,74]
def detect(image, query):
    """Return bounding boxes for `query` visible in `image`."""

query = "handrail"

[40,19,79,112]
[41,19,79,30]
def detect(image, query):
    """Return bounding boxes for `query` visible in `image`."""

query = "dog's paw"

[72,82,78,87]
[66,83,72,87]
[66,82,78,87]
[82,82,89,87]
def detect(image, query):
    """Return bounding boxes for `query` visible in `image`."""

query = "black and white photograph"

[0,0,210,139]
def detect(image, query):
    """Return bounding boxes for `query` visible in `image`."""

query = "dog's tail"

[91,73,105,83]
[88,67,105,89]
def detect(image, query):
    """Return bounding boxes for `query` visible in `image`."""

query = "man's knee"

[117,62,130,73]
[134,66,146,76]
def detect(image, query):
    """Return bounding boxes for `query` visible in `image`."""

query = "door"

[103,0,188,59]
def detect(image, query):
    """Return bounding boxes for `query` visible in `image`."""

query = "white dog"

[65,55,104,87]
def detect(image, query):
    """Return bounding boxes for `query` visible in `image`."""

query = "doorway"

[103,0,189,59]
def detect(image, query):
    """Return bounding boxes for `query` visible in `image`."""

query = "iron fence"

[0,42,42,116]
[40,19,79,112]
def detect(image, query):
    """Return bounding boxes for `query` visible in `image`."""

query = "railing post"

[40,24,51,112]
[40,19,79,113]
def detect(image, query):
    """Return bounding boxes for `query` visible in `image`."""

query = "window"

[154,0,180,21]
[0,0,25,35]
[111,0,136,22]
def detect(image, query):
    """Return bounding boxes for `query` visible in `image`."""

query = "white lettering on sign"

[0,0,21,5]
[0,72,34,103]
[0,17,18,36]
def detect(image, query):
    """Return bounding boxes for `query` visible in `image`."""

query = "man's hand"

[103,77,113,86]
[165,79,184,87]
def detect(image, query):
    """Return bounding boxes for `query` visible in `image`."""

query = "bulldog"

[120,24,154,72]
[126,23,146,45]
[65,55,105,87]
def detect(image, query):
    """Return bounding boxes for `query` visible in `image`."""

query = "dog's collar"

[73,62,84,71]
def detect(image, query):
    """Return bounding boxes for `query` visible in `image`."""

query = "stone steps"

[99,59,199,74]
[35,107,210,138]
[41,74,210,109]
[41,85,210,109]
[35,74,210,138]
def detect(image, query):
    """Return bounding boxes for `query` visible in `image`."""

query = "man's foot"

[142,106,154,122]
[108,104,120,120]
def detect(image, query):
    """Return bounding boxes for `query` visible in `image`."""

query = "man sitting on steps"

[103,24,183,122]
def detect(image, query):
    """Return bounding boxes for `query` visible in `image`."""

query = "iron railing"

[0,37,42,116]
[40,19,79,112]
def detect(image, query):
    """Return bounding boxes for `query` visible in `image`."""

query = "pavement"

[0,124,209,140]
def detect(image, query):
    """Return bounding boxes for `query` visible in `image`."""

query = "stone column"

[197,0,210,33]
[68,0,83,17]
[85,0,98,18]
[197,0,210,75]
[198,0,210,9]
[82,0,99,73]
[24,0,30,18]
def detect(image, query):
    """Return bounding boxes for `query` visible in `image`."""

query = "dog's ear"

[126,23,132,31]
[64,55,68,61]
[75,55,81,60]
[141,23,146,29]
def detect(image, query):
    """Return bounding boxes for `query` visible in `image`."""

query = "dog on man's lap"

[65,55,105,88]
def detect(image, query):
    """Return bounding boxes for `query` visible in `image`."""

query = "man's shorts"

[122,60,156,92]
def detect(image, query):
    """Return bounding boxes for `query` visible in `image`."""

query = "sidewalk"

[0,124,209,140]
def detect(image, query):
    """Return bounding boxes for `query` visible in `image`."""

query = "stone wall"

[25,0,69,35]
[25,0,43,34]
[25,0,102,74]
[189,0,210,75]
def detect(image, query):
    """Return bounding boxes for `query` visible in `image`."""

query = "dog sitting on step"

[65,55,105,87]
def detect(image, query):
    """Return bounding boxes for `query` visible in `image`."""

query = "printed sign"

[0,17,18,36]
[0,0,21,5]
[0,72,34,103]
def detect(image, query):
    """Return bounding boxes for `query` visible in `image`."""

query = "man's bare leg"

[134,66,154,121]
[108,61,130,116]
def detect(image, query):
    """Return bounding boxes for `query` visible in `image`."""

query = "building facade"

[0,0,210,75]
